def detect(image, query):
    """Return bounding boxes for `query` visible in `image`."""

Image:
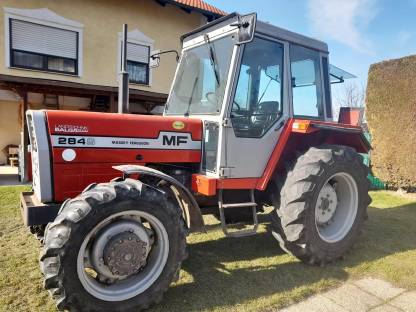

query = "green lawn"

[1,187,416,312]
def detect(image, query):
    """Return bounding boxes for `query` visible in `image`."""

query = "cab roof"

[181,12,328,53]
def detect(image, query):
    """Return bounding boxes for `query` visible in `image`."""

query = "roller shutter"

[11,19,78,59]
[127,42,149,64]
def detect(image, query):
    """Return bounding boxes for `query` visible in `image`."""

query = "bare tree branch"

[333,82,366,120]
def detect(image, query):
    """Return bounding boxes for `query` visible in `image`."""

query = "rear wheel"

[271,145,371,265]
[40,179,187,312]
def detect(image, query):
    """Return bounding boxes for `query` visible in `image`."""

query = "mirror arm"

[151,50,180,62]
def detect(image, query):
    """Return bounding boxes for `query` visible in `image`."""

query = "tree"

[333,82,366,120]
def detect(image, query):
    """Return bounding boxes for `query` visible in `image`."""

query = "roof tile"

[173,0,227,16]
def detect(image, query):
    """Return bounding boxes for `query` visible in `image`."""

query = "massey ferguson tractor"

[21,13,371,312]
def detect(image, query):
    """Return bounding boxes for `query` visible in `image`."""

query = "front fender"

[113,165,205,232]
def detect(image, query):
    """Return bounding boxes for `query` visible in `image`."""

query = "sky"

[207,0,416,105]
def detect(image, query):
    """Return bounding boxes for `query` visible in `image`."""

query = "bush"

[366,55,416,190]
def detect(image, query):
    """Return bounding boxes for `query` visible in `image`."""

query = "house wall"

[0,100,20,164]
[0,0,206,94]
[0,93,94,164]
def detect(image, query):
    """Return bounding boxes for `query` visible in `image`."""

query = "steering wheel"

[232,101,241,112]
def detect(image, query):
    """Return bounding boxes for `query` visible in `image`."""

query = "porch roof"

[0,74,168,104]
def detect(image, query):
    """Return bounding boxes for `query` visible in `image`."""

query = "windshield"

[165,35,235,115]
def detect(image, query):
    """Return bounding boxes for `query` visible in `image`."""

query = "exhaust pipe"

[118,24,129,113]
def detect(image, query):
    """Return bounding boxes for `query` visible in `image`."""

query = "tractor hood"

[27,110,202,202]
[45,110,203,164]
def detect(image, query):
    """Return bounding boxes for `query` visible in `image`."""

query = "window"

[290,45,323,118]
[231,37,284,137]
[165,35,235,115]
[126,42,150,85]
[9,19,78,75]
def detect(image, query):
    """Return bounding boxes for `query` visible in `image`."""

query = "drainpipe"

[118,24,129,113]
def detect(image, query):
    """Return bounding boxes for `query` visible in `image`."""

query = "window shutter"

[127,42,149,64]
[11,19,77,59]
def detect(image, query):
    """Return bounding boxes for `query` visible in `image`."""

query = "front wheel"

[40,179,187,312]
[271,145,371,265]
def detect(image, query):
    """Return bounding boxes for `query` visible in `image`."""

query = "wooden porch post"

[21,91,29,182]
[109,92,117,113]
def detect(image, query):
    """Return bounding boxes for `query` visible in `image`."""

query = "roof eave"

[155,0,225,20]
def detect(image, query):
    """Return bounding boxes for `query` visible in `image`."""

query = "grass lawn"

[1,187,416,312]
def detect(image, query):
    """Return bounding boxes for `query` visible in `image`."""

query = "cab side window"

[290,45,324,118]
[231,37,284,138]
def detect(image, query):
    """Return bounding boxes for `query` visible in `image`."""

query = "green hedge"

[366,55,416,189]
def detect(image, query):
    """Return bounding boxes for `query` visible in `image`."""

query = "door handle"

[274,121,285,131]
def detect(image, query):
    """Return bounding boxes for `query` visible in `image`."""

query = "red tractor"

[22,13,371,312]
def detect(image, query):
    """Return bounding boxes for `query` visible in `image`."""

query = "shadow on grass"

[150,202,416,312]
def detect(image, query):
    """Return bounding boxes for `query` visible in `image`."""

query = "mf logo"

[162,134,188,146]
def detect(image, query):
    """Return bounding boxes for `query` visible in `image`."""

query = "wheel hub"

[315,184,338,225]
[103,232,148,276]
[77,210,170,302]
[90,220,152,279]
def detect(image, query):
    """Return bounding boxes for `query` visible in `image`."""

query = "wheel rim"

[315,172,358,243]
[77,210,169,301]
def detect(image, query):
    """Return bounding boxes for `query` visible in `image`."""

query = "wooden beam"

[21,91,29,183]
[109,92,116,113]
[0,74,167,105]
[0,74,168,102]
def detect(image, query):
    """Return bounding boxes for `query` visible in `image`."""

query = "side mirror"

[149,50,160,69]
[232,13,257,44]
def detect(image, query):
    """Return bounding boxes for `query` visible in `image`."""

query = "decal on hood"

[51,131,201,150]
[54,125,89,133]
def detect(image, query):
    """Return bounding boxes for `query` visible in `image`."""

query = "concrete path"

[279,278,416,312]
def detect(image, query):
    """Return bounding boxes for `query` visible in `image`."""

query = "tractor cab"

[162,13,354,180]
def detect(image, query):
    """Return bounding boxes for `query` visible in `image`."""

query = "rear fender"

[313,123,371,153]
[258,119,371,190]
[113,165,205,233]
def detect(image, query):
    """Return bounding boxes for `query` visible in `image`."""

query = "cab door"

[219,36,289,178]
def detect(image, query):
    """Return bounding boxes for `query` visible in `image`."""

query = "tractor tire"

[40,178,187,312]
[29,224,46,243]
[271,145,371,265]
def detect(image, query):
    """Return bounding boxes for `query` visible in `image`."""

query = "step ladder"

[218,189,259,238]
